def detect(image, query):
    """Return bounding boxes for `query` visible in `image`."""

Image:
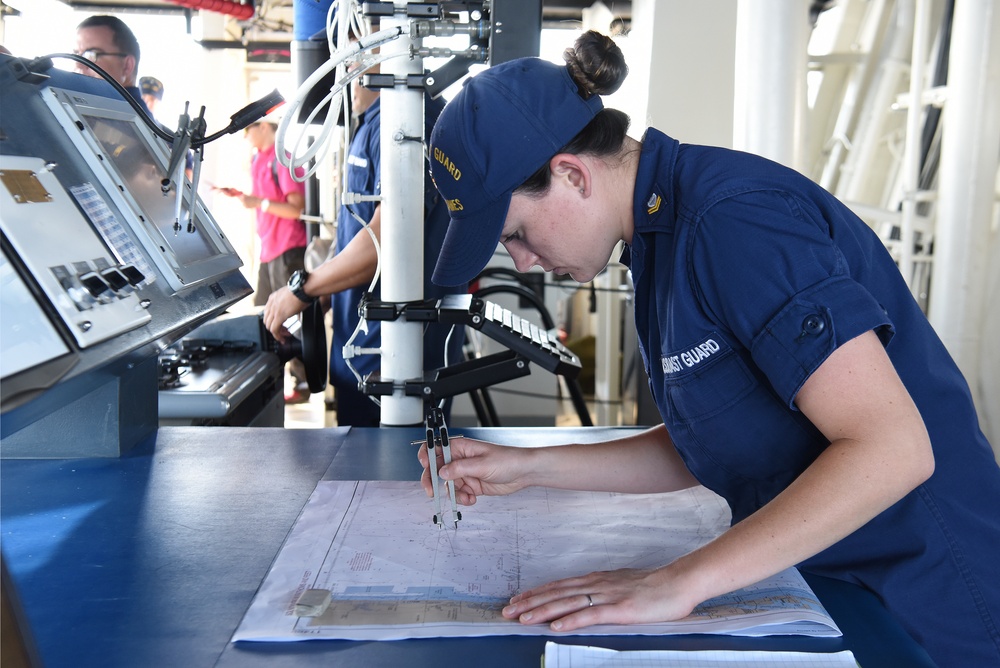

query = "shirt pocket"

[663,350,758,424]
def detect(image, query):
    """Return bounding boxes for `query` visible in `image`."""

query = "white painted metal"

[928,0,1000,430]
[628,0,737,148]
[734,0,811,170]
[836,0,913,207]
[378,9,426,426]
[898,0,932,291]
[595,264,626,426]
[813,0,891,191]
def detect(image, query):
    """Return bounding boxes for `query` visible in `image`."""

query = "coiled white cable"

[274,26,405,179]
[272,2,416,403]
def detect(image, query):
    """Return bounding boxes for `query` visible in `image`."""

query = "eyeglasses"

[76,49,129,62]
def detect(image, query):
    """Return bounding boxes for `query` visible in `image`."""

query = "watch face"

[289,271,312,303]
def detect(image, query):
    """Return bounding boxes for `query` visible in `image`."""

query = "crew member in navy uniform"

[418,30,1000,667]
[262,21,466,425]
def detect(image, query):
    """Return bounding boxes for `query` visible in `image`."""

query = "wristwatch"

[287,270,315,305]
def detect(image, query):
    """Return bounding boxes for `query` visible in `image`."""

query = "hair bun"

[563,30,628,98]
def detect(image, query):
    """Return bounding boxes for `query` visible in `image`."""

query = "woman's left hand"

[501,566,697,632]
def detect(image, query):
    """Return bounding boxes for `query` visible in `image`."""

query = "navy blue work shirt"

[125,84,152,117]
[627,128,1000,666]
[330,96,466,422]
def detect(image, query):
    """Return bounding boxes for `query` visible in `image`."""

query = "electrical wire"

[273,25,404,176]
[326,0,367,56]
[273,1,407,404]
[476,386,623,406]
[339,203,383,396]
[478,273,634,295]
[438,323,459,409]
[30,54,283,149]
[39,54,174,142]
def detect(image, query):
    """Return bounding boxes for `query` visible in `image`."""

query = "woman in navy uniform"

[418,31,1000,666]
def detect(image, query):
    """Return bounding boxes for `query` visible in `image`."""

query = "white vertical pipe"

[734,0,810,170]
[899,0,931,291]
[837,0,914,203]
[817,0,891,191]
[929,0,1000,415]
[595,265,625,426]
[379,10,425,426]
[630,0,737,148]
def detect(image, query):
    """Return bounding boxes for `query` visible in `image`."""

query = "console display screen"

[43,85,242,292]
[79,114,217,266]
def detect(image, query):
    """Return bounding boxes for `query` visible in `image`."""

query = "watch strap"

[288,270,315,304]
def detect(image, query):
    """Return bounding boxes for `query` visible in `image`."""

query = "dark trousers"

[256,246,307,387]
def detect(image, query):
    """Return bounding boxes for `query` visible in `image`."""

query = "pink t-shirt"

[251,144,307,263]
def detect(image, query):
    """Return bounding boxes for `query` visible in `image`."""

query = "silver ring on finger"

[585,594,594,607]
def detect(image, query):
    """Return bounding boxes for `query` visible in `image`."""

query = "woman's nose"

[508,247,539,274]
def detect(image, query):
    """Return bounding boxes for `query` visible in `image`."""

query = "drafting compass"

[425,407,461,528]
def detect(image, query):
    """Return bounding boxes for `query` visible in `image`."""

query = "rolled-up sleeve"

[690,190,894,409]
[750,276,893,408]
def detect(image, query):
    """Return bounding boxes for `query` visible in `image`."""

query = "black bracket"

[363,348,531,402]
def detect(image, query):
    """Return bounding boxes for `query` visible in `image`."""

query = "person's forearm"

[302,255,376,297]
[525,424,700,494]
[662,332,934,609]
[260,198,302,220]
[661,427,934,610]
[301,207,382,298]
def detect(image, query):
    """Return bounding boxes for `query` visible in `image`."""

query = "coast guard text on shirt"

[662,337,723,374]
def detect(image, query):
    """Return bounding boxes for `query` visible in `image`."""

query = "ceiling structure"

[39,0,630,62]
[48,0,631,23]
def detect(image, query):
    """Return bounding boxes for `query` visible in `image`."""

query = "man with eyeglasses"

[75,15,150,116]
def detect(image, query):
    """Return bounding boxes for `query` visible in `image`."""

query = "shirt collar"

[632,128,679,235]
[256,143,277,161]
[357,96,381,127]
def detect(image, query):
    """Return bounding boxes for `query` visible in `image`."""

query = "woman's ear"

[549,153,590,197]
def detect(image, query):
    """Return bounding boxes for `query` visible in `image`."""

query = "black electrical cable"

[477,274,631,295]
[483,386,623,406]
[474,284,555,329]
[35,54,173,140]
[918,0,953,193]
[34,54,284,148]
[470,283,593,426]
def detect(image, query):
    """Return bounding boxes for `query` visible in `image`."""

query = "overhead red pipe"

[165,0,255,21]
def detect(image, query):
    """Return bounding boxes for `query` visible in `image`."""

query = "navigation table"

[0,426,935,667]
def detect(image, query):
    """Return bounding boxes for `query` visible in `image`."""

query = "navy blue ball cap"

[429,58,604,287]
[139,76,163,100]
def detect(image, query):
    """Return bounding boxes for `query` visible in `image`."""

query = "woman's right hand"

[417,437,531,505]
[262,287,307,343]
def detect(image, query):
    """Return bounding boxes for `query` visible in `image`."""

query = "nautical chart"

[233,481,840,642]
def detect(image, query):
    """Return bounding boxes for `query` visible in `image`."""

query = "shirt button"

[802,315,825,335]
